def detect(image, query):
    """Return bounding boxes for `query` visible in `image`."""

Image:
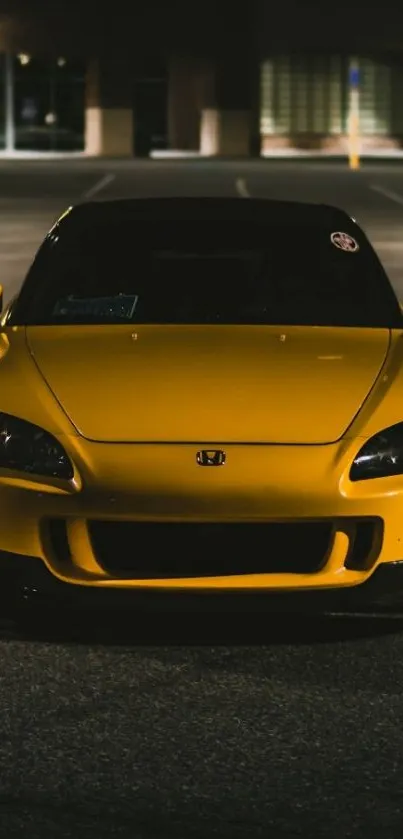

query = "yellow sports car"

[1,196,403,615]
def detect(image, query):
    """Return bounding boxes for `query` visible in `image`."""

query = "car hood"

[26,324,390,444]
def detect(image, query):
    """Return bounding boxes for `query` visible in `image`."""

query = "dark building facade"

[0,1,402,156]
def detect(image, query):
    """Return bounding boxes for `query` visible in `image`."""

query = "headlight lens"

[0,413,74,480]
[350,422,403,481]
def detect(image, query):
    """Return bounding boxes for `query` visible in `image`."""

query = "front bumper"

[2,440,403,596]
[1,551,403,614]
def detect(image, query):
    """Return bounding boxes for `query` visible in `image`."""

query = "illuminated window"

[261,55,344,137]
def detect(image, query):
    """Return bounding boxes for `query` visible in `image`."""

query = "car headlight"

[350,422,403,481]
[0,413,74,480]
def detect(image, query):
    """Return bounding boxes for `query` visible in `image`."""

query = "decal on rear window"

[52,294,139,320]
[330,232,359,253]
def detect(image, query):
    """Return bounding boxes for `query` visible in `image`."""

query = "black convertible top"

[58,197,355,229]
[12,196,402,330]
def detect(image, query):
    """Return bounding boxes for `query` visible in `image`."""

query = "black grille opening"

[48,518,71,564]
[344,519,382,571]
[87,520,333,579]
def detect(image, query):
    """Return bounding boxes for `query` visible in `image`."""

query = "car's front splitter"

[0,552,403,616]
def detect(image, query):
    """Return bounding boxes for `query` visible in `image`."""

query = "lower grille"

[87,520,333,578]
[47,518,71,564]
[344,518,382,571]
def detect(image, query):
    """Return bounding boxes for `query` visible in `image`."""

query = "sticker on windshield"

[330,231,359,253]
[52,294,139,320]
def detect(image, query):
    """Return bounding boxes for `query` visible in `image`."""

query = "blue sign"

[349,67,360,86]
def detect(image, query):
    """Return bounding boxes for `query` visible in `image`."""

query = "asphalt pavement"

[1,159,403,838]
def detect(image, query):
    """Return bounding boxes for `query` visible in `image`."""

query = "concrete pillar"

[199,56,255,157]
[167,56,214,151]
[85,58,133,157]
[200,109,251,156]
[167,51,259,157]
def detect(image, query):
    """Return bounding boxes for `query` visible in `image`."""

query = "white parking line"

[82,173,115,200]
[372,241,403,249]
[0,252,37,260]
[235,177,250,198]
[370,183,403,207]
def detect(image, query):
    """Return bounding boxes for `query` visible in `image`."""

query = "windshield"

[11,218,402,328]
